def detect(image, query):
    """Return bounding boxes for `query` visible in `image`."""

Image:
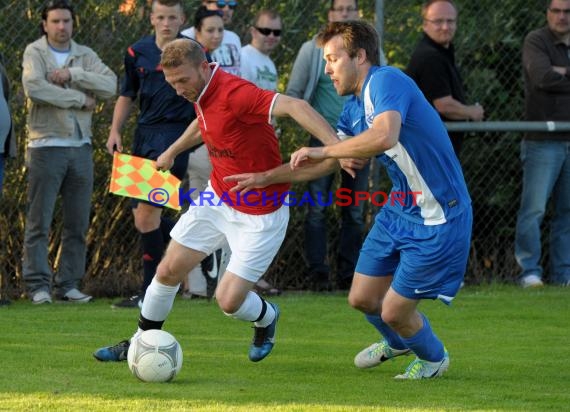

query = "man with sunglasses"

[406,0,484,156]
[182,0,241,76]
[241,9,282,92]
[286,0,386,292]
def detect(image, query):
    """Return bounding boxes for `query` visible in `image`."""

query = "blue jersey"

[337,66,471,225]
[121,35,196,126]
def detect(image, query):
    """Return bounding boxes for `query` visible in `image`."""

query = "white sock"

[140,278,180,323]
[225,291,275,327]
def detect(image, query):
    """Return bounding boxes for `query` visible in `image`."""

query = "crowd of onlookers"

[1,0,568,308]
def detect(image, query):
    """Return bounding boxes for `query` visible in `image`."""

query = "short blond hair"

[160,38,206,69]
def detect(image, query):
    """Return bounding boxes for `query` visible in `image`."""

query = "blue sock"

[401,313,445,362]
[365,313,407,350]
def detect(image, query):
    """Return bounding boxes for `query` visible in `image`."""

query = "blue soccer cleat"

[93,339,130,362]
[248,303,280,362]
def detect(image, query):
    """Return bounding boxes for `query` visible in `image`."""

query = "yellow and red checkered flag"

[109,153,181,210]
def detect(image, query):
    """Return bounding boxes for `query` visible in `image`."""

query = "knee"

[380,308,403,330]
[217,293,240,314]
[347,291,375,313]
[155,259,182,286]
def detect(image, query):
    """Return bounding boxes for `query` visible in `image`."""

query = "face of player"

[328,0,359,23]
[163,60,210,103]
[43,8,73,50]
[251,15,282,55]
[151,3,185,43]
[547,0,570,37]
[204,0,237,25]
[196,15,224,52]
[323,35,360,96]
[422,1,458,48]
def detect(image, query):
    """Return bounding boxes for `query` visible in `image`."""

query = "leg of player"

[381,289,449,380]
[93,241,206,362]
[216,270,280,362]
[351,274,411,369]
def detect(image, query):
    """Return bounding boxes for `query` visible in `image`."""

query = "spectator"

[406,0,484,156]
[0,54,15,195]
[106,0,195,308]
[286,0,377,291]
[21,0,116,304]
[515,0,570,288]
[182,0,241,76]
[241,9,282,91]
[0,55,15,307]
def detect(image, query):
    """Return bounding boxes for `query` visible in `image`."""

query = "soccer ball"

[127,329,183,383]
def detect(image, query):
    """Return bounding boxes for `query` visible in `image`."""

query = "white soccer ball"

[127,329,183,383]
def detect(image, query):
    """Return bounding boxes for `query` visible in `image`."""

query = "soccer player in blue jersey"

[227,20,472,379]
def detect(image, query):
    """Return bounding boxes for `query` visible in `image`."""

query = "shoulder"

[223,30,241,44]
[71,40,100,58]
[524,26,550,44]
[181,26,195,39]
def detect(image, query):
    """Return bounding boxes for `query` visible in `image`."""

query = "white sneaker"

[60,288,93,303]
[354,339,411,369]
[520,274,544,288]
[395,350,450,380]
[32,290,52,305]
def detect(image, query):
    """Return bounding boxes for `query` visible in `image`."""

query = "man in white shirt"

[241,9,282,91]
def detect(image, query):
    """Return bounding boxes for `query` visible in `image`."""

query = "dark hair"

[329,0,358,10]
[40,0,75,35]
[316,20,379,66]
[194,6,223,31]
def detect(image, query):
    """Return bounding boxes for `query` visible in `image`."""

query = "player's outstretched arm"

[272,94,340,146]
[291,111,402,169]
[224,159,339,193]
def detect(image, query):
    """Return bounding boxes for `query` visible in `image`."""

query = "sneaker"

[93,340,130,362]
[520,274,544,288]
[32,290,52,305]
[58,288,93,303]
[394,350,450,380]
[112,295,142,309]
[248,303,280,362]
[354,339,411,369]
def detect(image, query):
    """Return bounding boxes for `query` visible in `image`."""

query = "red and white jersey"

[195,63,290,215]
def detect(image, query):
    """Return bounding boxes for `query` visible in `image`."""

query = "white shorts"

[170,184,289,282]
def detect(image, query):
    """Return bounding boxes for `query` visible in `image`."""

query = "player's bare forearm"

[272,95,340,146]
[171,119,203,155]
[224,159,338,193]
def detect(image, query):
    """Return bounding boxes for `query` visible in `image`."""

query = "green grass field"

[1,285,569,411]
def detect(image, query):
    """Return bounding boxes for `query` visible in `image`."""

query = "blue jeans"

[515,140,570,284]
[304,137,370,280]
[22,145,94,296]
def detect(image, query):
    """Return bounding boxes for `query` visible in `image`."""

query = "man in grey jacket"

[21,0,116,304]
[286,0,386,291]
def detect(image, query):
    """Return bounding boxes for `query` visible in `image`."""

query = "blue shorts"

[131,124,192,208]
[355,207,472,304]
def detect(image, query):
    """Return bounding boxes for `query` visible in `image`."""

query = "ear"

[356,48,367,65]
